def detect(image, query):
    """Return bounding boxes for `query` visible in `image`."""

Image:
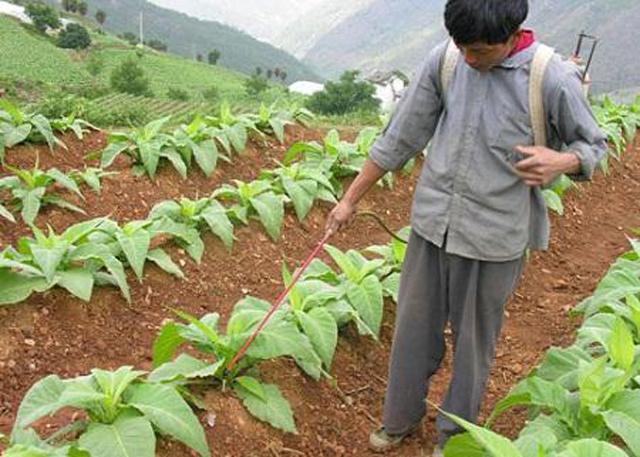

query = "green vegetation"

[9,366,210,457]
[442,237,640,457]
[57,23,91,50]
[306,70,380,116]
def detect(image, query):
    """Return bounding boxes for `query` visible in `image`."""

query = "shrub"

[25,2,60,33]
[201,86,220,104]
[244,74,269,97]
[306,70,380,115]
[110,58,152,96]
[57,23,91,50]
[167,87,190,101]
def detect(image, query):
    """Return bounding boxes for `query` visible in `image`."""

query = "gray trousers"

[382,230,524,445]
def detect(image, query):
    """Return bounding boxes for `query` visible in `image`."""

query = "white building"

[366,70,410,113]
[289,80,325,96]
[0,0,76,29]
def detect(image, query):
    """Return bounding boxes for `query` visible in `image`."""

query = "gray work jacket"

[369,40,608,261]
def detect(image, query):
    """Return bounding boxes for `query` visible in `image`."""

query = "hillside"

[45,0,319,82]
[285,0,640,94]
[0,14,248,99]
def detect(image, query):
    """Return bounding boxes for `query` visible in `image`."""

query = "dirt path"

[0,133,638,456]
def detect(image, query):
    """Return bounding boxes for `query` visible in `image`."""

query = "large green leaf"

[115,229,151,281]
[324,245,360,283]
[555,439,628,457]
[152,322,185,367]
[138,142,161,178]
[30,115,58,150]
[607,317,635,371]
[443,433,487,457]
[297,308,338,370]
[160,149,187,179]
[100,142,129,168]
[31,241,69,284]
[13,375,65,433]
[46,169,83,198]
[602,411,640,456]
[250,192,283,241]
[146,248,184,279]
[193,139,218,177]
[488,377,572,426]
[21,187,45,225]
[0,202,16,223]
[536,346,593,390]
[281,176,315,221]
[78,414,155,457]
[201,201,234,249]
[0,270,49,306]
[346,275,384,337]
[126,383,210,457]
[148,353,221,383]
[57,268,94,302]
[234,380,296,433]
[440,410,523,457]
[6,123,31,147]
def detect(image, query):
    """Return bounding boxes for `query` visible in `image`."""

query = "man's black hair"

[444,0,529,45]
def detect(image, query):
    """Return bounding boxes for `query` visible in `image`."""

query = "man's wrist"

[557,150,582,175]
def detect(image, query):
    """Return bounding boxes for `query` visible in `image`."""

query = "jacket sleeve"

[369,42,446,171]
[547,63,608,181]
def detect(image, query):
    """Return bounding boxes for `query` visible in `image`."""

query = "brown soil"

[0,130,639,457]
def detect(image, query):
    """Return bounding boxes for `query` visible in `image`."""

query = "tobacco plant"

[248,103,292,144]
[0,165,85,224]
[151,302,324,432]
[0,219,130,305]
[149,197,235,250]
[260,162,338,221]
[51,115,98,140]
[8,366,210,457]
[0,100,65,162]
[213,179,285,241]
[100,117,174,178]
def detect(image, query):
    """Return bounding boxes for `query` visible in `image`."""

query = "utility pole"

[139,10,144,46]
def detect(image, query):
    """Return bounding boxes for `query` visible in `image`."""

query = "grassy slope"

[0,15,86,85]
[0,14,247,99]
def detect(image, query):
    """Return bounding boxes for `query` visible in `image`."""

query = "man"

[325,0,607,455]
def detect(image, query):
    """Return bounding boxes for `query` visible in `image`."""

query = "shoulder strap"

[440,40,460,94]
[529,44,555,147]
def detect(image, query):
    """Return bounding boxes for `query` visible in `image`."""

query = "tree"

[244,74,268,97]
[57,23,91,50]
[77,1,88,16]
[120,32,138,45]
[196,54,203,62]
[280,71,287,83]
[255,67,263,76]
[95,9,107,27]
[306,70,380,115]
[110,58,152,96]
[25,2,61,33]
[266,69,273,79]
[62,0,77,12]
[145,39,168,52]
[208,49,221,65]
[274,67,281,78]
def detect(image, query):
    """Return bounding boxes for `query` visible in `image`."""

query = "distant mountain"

[46,0,320,82]
[148,0,324,42]
[282,0,640,93]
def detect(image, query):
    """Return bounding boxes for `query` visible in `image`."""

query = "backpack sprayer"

[574,31,599,85]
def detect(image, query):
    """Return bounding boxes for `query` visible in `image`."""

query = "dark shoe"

[368,425,419,453]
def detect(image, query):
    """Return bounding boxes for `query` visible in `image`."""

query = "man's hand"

[325,199,357,236]
[513,145,581,187]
